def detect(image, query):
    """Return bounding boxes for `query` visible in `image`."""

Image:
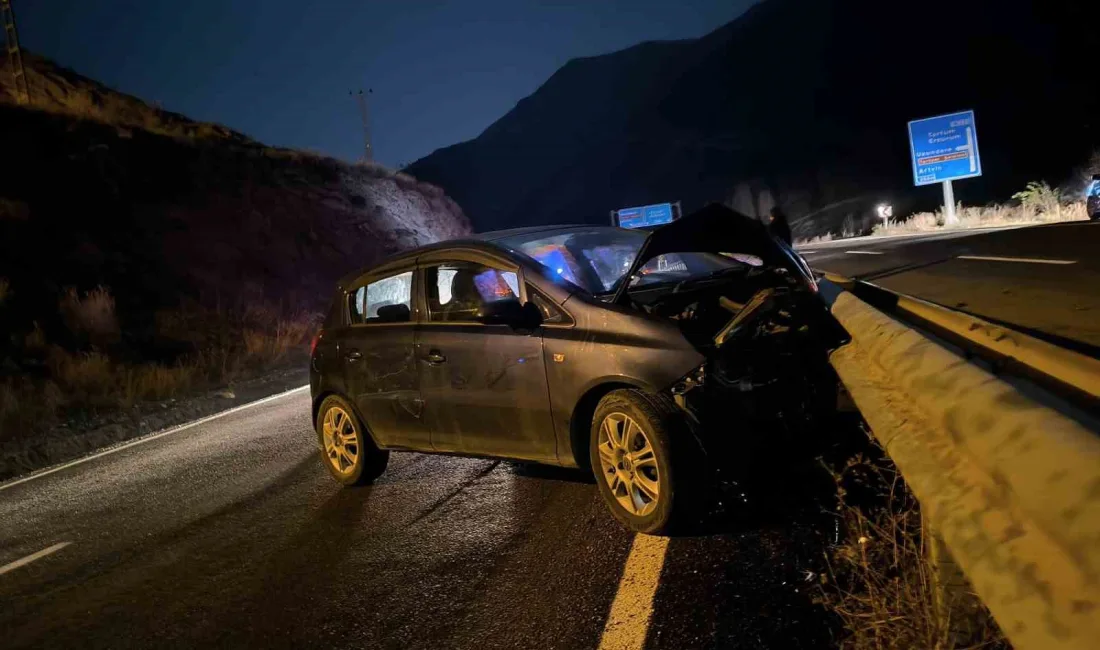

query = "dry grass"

[25,84,243,145]
[49,349,116,407]
[796,182,1089,245]
[120,363,198,408]
[796,216,860,246]
[0,379,64,444]
[0,281,317,445]
[60,286,120,348]
[243,318,311,364]
[818,452,1008,649]
[23,322,46,351]
[873,195,1088,237]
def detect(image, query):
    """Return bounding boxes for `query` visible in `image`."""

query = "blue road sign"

[907,110,982,186]
[616,207,644,229]
[615,202,675,229]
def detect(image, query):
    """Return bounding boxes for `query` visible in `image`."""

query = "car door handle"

[425,351,446,365]
[345,349,362,362]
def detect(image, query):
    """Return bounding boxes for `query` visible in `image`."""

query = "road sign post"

[907,110,981,224]
[943,179,956,225]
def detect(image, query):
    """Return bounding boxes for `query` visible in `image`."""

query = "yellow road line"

[598,534,671,650]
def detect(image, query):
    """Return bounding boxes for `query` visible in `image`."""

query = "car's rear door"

[416,249,557,462]
[341,262,431,450]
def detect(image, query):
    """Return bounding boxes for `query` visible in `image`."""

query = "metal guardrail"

[821,272,1100,410]
[818,278,1100,650]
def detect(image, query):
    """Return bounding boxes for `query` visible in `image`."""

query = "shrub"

[60,286,120,348]
[1012,180,1061,214]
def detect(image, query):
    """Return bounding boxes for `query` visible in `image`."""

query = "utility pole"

[1,0,29,104]
[351,88,373,163]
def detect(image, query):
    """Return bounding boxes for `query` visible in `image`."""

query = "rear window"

[348,271,413,324]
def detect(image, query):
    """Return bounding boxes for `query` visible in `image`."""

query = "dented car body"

[309,204,846,533]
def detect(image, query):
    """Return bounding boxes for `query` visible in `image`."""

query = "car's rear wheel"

[589,389,699,534]
[316,395,389,486]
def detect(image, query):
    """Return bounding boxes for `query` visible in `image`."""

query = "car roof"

[336,223,632,290]
[473,224,621,242]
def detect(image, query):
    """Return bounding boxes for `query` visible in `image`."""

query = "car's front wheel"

[316,395,389,486]
[589,389,700,534]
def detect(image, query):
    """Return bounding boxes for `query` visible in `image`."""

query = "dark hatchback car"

[309,205,846,533]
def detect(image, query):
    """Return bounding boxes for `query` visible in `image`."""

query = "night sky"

[16,0,757,168]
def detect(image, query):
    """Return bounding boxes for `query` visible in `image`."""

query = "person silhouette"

[767,206,792,245]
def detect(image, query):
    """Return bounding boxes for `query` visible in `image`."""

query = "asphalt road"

[799,220,1100,351]
[0,388,849,650]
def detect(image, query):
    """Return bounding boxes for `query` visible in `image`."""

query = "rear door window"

[348,271,413,324]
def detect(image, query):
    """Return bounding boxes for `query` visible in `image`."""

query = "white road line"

[956,254,1077,265]
[598,534,670,650]
[0,385,310,493]
[0,542,72,576]
[844,250,884,255]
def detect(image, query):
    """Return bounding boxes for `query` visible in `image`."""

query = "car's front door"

[342,266,431,450]
[416,254,557,462]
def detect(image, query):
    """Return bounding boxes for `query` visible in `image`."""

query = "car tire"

[589,389,701,534]
[315,395,389,486]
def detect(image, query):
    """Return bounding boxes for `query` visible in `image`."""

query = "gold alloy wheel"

[322,405,359,476]
[596,412,660,516]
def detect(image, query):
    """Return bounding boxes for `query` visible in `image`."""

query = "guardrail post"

[924,512,977,644]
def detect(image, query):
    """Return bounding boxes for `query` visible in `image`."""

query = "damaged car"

[309,204,848,533]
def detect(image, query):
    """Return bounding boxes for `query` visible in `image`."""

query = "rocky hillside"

[0,53,470,361]
[406,0,1099,238]
[0,53,470,458]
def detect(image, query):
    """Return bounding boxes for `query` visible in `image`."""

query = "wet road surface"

[0,389,844,649]
[800,220,1100,350]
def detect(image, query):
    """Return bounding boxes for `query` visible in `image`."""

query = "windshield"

[497,227,748,295]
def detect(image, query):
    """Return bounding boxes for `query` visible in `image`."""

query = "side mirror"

[480,298,543,330]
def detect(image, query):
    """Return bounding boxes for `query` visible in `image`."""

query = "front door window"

[426,262,519,322]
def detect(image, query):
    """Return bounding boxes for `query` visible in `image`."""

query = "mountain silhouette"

[406,0,1099,237]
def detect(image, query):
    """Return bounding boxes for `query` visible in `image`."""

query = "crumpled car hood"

[612,203,809,303]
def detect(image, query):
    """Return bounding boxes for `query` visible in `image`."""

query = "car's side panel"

[540,291,705,467]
